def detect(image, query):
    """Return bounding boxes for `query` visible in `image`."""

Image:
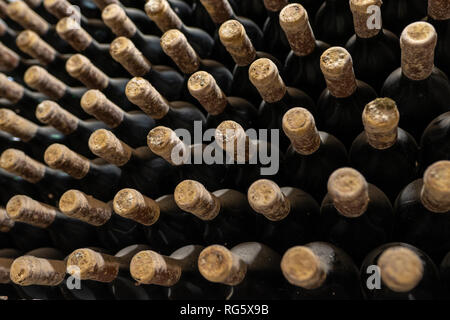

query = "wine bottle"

[109,37,185,101]
[0,130,31,155]
[0,248,21,300]
[36,100,107,158]
[44,0,115,43]
[0,42,36,86]
[6,1,73,53]
[381,21,450,141]
[6,195,100,252]
[125,76,206,135]
[198,242,284,299]
[66,245,168,300]
[0,1,23,31]
[361,243,442,300]
[160,29,233,96]
[15,30,82,87]
[59,190,146,251]
[188,70,258,129]
[345,0,401,92]
[174,180,259,246]
[319,167,394,263]
[56,17,129,78]
[282,108,348,204]
[44,144,121,201]
[0,149,78,204]
[0,207,52,251]
[66,54,135,111]
[24,0,58,23]
[0,109,66,160]
[0,18,26,57]
[427,0,450,77]
[279,3,330,101]
[248,58,315,151]
[314,0,354,46]
[247,179,320,252]
[316,46,377,148]
[394,160,450,263]
[381,0,428,36]
[281,242,362,299]
[80,90,155,148]
[71,0,102,19]
[218,19,282,107]
[261,0,290,61]
[130,245,229,299]
[419,111,450,173]
[88,129,177,196]
[190,0,217,35]
[234,0,267,29]
[24,66,88,119]
[350,98,419,202]
[101,4,167,65]
[113,188,203,253]
[0,168,42,206]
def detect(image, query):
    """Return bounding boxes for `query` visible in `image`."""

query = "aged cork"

[110,37,151,77]
[428,0,450,20]
[199,0,233,24]
[6,195,56,228]
[147,126,187,165]
[0,257,14,283]
[102,4,136,38]
[0,207,15,232]
[144,0,182,32]
[218,20,256,66]
[160,29,200,74]
[10,256,66,286]
[421,160,450,213]
[0,73,24,103]
[378,246,424,292]
[215,120,254,163]
[0,109,38,142]
[188,71,228,115]
[66,54,109,89]
[0,149,46,183]
[113,188,160,226]
[248,179,291,221]
[24,66,66,100]
[44,0,81,20]
[249,58,286,103]
[81,90,124,128]
[349,0,383,38]
[263,0,288,12]
[88,129,132,166]
[282,107,321,155]
[56,17,93,51]
[7,1,49,35]
[16,30,56,65]
[36,101,79,135]
[125,77,169,119]
[0,43,20,72]
[44,144,90,179]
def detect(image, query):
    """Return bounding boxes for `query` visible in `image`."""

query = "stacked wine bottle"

[0,0,449,301]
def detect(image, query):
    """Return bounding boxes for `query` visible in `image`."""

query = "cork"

[378,246,424,292]
[218,20,256,66]
[147,126,188,165]
[0,1,7,18]
[428,0,450,20]
[67,249,121,283]
[0,19,6,36]
[188,71,228,115]
[420,160,450,213]
[0,109,38,142]
[56,17,93,51]
[174,180,221,221]
[130,250,182,286]
[0,43,20,72]
[264,0,288,12]
[59,190,112,226]
[320,47,357,98]
[0,149,46,183]
[349,0,383,38]
[282,107,321,155]
[110,37,151,77]
[199,0,233,24]
[0,73,24,103]
[0,207,15,232]
[327,168,369,218]
[44,0,80,20]
[44,144,90,179]
[248,179,291,221]
[160,29,200,74]
[125,77,169,119]
[279,3,316,56]
[6,1,49,35]
[281,246,326,289]
[66,54,109,89]
[24,66,66,100]
[6,195,56,228]
[36,100,79,135]
[92,0,118,10]
[400,22,437,81]
[10,256,66,286]
[113,188,160,226]
[0,257,14,283]
[24,0,43,8]
[81,90,124,128]
[215,120,253,162]
[249,58,286,103]
[88,129,132,166]
[102,4,136,38]
[198,245,247,285]
[16,30,56,65]
[362,98,400,150]
[144,0,182,32]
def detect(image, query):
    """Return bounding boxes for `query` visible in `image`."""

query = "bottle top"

[16,30,56,65]
[218,19,256,66]
[109,37,151,77]
[36,101,79,135]
[102,4,137,38]
[248,179,291,221]
[147,126,188,166]
[6,195,56,228]
[0,149,46,183]
[56,17,93,51]
[44,0,81,20]
[144,0,182,32]
[0,108,38,142]
[215,120,253,162]
[44,143,90,179]
[88,129,132,166]
[24,66,67,100]
[7,1,49,35]
[160,29,200,74]
[0,208,15,232]
[428,0,450,20]
[0,73,24,103]
[200,0,233,24]
[263,0,288,12]
[249,58,286,103]
[113,188,160,226]
[421,160,450,213]
[80,90,124,128]
[66,54,109,89]
[10,255,66,286]
[188,71,228,115]
[0,43,20,72]
[349,0,383,38]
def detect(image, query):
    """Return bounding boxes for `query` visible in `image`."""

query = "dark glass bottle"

[0,130,31,155]
[319,168,394,264]
[350,98,419,202]
[345,0,401,92]
[315,0,354,46]
[234,0,267,28]
[281,242,362,299]
[0,168,42,205]
[0,19,27,59]
[190,0,219,35]
[248,179,320,253]
[316,46,377,148]
[71,0,102,19]
[261,0,290,61]
[27,0,58,23]
[427,0,450,77]
[381,0,428,36]
[198,242,285,299]
[361,242,442,300]
[381,21,450,141]
[282,107,348,202]
[0,42,37,86]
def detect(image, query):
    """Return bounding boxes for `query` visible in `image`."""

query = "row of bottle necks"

[0,241,449,300]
